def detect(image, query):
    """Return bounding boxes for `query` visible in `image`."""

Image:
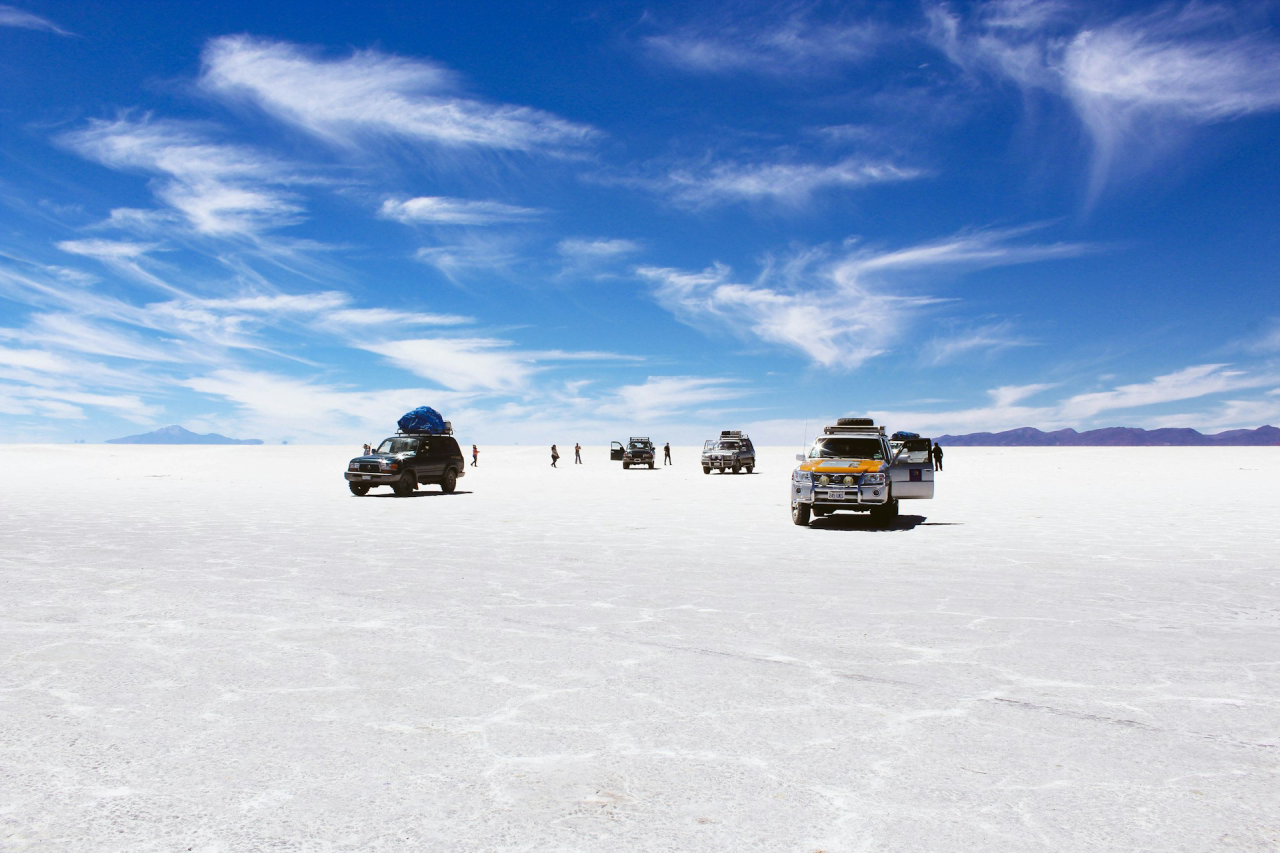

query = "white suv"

[790,418,935,526]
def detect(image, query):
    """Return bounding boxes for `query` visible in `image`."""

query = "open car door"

[889,437,935,500]
[610,441,625,461]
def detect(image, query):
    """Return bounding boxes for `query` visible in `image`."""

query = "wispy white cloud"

[182,369,477,442]
[556,237,641,279]
[870,363,1279,434]
[600,376,745,419]
[62,116,303,238]
[413,233,525,282]
[55,236,182,295]
[638,226,1091,368]
[921,321,1034,365]
[379,196,542,225]
[1056,363,1271,420]
[0,313,176,362]
[644,13,883,75]
[557,238,640,260]
[928,2,1280,195]
[361,337,537,393]
[361,337,642,394]
[323,308,472,327]
[0,4,69,35]
[200,35,597,152]
[633,157,922,208]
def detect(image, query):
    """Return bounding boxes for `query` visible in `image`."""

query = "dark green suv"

[345,433,466,496]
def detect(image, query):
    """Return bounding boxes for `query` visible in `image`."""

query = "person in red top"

[471,445,479,467]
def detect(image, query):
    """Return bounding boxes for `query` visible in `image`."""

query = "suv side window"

[440,437,460,459]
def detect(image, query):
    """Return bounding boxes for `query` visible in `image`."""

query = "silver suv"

[701,430,755,474]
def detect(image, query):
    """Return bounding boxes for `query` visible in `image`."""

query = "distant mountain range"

[934,425,1280,446]
[105,425,263,445]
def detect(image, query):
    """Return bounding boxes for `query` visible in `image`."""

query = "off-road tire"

[791,502,811,526]
[703,466,711,474]
[648,462,654,469]
[623,460,630,469]
[392,472,416,496]
[732,464,741,474]
[871,498,899,526]
[440,468,457,494]
[746,465,754,474]
[348,482,369,496]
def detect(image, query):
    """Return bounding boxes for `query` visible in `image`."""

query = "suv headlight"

[863,472,886,485]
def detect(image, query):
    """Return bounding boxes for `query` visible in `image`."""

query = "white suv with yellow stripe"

[790,418,935,526]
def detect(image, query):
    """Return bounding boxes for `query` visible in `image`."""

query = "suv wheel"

[732,463,741,474]
[791,502,811,526]
[392,472,416,496]
[648,461,654,469]
[623,460,630,469]
[348,482,369,496]
[871,498,899,526]
[440,468,457,494]
[745,465,753,474]
[702,466,710,474]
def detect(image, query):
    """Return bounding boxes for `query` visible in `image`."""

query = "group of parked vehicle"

[344,408,937,528]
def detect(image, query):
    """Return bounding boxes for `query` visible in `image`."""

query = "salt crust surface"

[1,444,1277,852]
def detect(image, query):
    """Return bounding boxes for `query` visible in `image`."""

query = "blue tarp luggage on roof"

[891,431,921,441]
[398,406,446,434]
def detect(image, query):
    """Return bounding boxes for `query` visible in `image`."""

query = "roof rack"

[629,436,651,442]
[824,424,885,436]
[720,430,744,438]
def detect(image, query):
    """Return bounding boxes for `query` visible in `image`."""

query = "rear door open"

[889,437,935,499]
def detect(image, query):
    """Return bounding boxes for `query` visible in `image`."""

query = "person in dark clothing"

[471,445,479,467]
[931,443,943,471]
[551,444,560,467]
[663,442,672,465]
[574,443,582,464]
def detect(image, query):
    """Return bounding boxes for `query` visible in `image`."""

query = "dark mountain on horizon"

[934,425,1280,446]
[105,425,264,445]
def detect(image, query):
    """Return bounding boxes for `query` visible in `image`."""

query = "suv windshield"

[376,437,419,454]
[629,441,650,450]
[717,441,740,450]
[809,437,885,460]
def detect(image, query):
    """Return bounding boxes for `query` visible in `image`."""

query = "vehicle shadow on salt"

[810,514,929,532]
[369,490,474,498]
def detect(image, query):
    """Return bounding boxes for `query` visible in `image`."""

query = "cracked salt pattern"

[0,445,1277,851]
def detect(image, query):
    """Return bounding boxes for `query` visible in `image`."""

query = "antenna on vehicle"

[802,419,808,450]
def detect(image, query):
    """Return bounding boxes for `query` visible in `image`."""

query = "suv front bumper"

[791,481,889,507]
[345,471,398,485]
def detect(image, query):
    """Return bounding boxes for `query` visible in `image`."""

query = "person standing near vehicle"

[363,443,371,455]
[471,444,479,467]
[574,443,582,464]
[931,443,943,471]
[663,442,672,465]
[551,444,560,467]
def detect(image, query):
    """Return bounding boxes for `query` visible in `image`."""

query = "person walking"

[931,443,944,471]
[471,444,479,467]
[551,444,560,467]
[574,443,582,464]
[663,442,672,466]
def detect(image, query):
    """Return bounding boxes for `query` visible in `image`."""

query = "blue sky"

[2,0,1278,444]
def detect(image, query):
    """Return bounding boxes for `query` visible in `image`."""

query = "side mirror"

[795,453,806,462]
